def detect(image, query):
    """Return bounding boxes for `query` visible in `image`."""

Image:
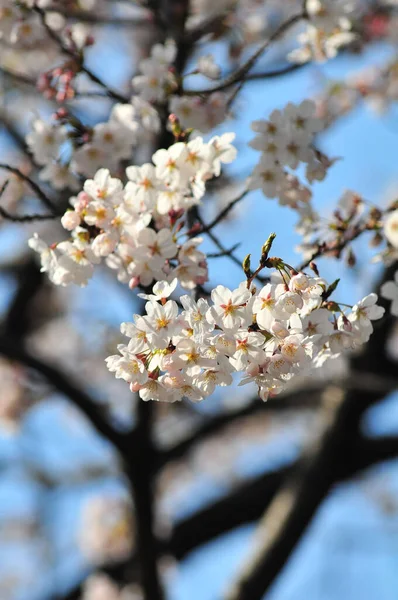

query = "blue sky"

[0,33,398,600]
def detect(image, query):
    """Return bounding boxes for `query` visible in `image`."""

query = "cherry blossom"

[381,271,398,316]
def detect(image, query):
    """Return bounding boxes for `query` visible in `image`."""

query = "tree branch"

[0,336,126,453]
[183,12,306,95]
[224,264,398,600]
[0,163,57,211]
[125,402,165,600]
[33,6,129,103]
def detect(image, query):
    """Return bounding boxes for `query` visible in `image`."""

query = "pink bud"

[129,276,140,290]
[61,210,80,231]
[130,382,142,392]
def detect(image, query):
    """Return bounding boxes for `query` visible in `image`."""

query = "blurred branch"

[207,242,241,258]
[224,264,398,600]
[2,257,44,340]
[157,371,398,468]
[0,114,34,160]
[0,163,57,211]
[47,9,152,26]
[184,12,228,44]
[199,189,249,233]
[125,402,165,600]
[244,62,306,81]
[53,428,398,600]
[183,12,306,95]
[33,5,129,103]
[0,336,126,453]
[0,66,36,87]
[0,180,57,222]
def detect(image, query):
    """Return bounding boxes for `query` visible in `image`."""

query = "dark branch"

[33,6,129,103]
[183,13,306,95]
[200,189,249,232]
[224,264,398,600]
[0,164,57,211]
[0,336,126,453]
[125,402,165,600]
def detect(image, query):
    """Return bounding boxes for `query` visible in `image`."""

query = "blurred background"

[0,1,398,599]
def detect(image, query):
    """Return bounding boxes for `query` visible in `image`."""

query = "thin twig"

[0,164,57,211]
[0,336,126,453]
[207,242,241,258]
[33,5,129,103]
[0,179,55,222]
[183,12,306,96]
[200,189,249,232]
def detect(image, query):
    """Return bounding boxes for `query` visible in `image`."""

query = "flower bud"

[61,210,80,231]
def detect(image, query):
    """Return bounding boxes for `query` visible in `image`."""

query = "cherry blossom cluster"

[248,99,332,208]
[294,188,398,268]
[131,38,227,133]
[0,0,43,46]
[106,264,384,403]
[28,133,237,288]
[26,97,161,186]
[187,0,303,54]
[290,0,357,64]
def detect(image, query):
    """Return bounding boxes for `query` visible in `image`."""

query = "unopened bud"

[325,301,340,312]
[323,278,340,300]
[130,382,142,392]
[310,261,319,276]
[261,232,276,263]
[346,247,356,267]
[370,232,383,247]
[129,276,140,290]
[242,253,251,278]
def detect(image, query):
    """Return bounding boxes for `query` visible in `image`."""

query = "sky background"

[0,27,398,600]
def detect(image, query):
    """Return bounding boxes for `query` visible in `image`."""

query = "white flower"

[381,271,398,317]
[145,299,179,348]
[349,293,385,332]
[138,278,178,302]
[57,239,100,287]
[384,210,398,248]
[180,295,213,341]
[122,315,152,354]
[39,163,80,191]
[105,349,148,385]
[125,164,160,211]
[152,143,188,187]
[84,169,123,203]
[207,283,252,331]
[83,200,115,229]
[280,334,310,363]
[28,234,58,276]
[229,331,265,371]
[26,119,67,165]
[248,156,286,198]
[197,54,221,79]
[208,133,237,177]
[253,283,286,331]
[91,232,118,257]
[92,122,134,160]
[134,228,177,261]
[173,339,216,376]
[71,144,108,177]
[61,210,81,231]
